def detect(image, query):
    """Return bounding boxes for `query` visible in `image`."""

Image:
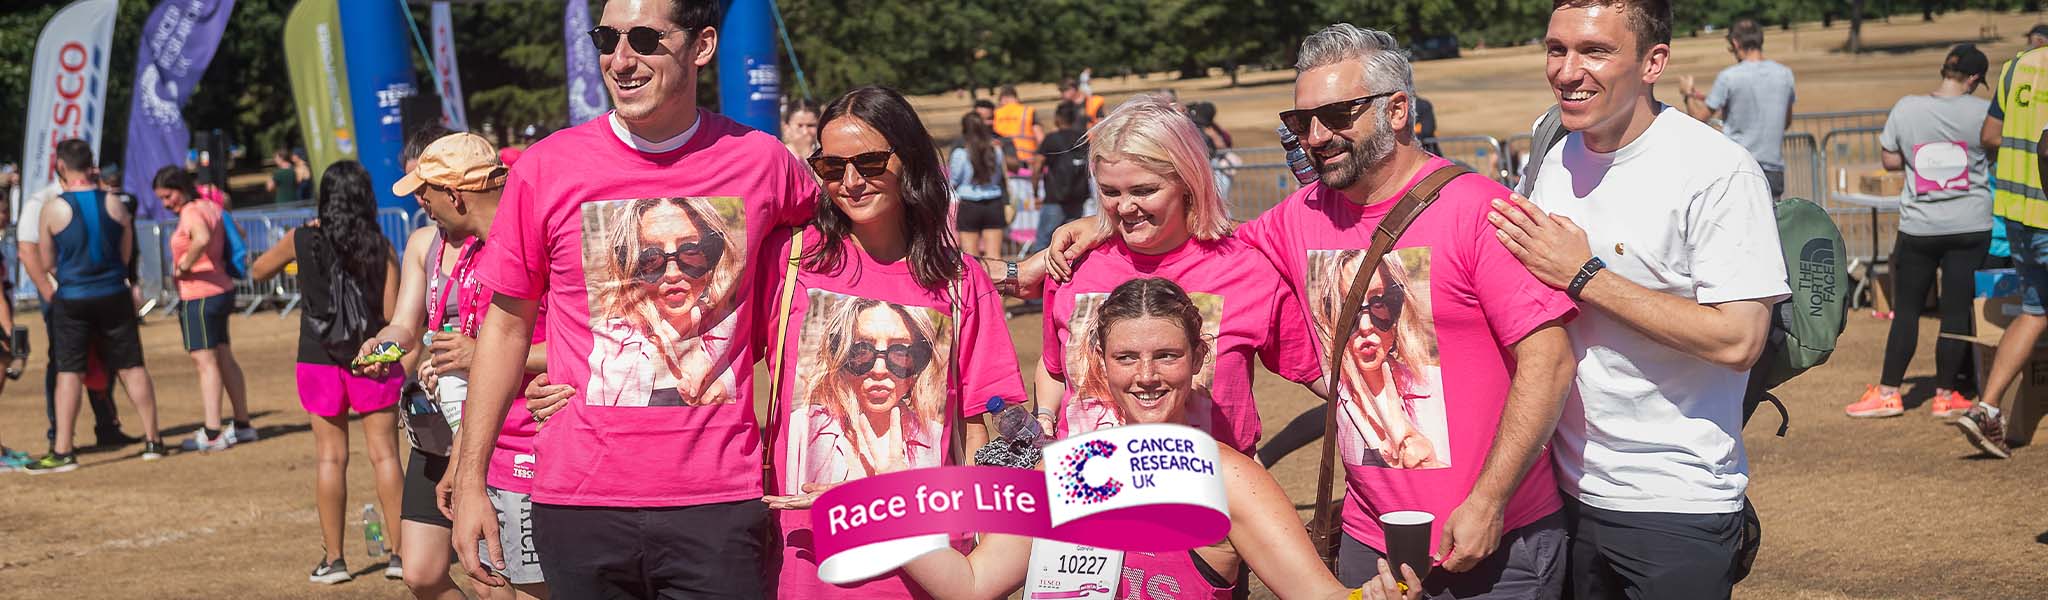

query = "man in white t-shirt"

[1490,1,1789,598]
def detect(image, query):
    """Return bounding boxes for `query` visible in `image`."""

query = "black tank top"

[295,227,391,365]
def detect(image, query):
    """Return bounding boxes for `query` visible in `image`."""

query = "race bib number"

[1911,141,1970,194]
[1026,540,1122,600]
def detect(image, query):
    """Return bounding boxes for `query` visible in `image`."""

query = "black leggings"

[1880,231,1991,389]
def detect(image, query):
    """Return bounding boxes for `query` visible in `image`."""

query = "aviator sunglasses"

[588,25,687,55]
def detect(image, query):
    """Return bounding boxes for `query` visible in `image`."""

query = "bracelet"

[1001,260,1019,294]
[1567,257,1605,301]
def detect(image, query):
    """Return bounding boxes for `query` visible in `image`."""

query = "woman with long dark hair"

[250,160,405,584]
[759,85,1026,598]
[952,112,1008,259]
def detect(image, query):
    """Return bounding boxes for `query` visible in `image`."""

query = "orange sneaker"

[1845,385,1904,418]
[1929,390,1973,420]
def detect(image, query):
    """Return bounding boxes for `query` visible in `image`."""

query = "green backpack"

[1524,106,1847,436]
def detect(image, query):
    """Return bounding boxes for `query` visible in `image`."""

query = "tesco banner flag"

[22,0,120,190]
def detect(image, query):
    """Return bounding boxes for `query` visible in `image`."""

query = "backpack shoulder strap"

[1309,163,1471,568]
[1520,105,1567,194]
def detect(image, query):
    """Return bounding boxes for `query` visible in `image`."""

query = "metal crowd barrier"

[1791,109,1890,140]
[1428,135,1508,184]
[1782,132,1825,204]
[133,206,416,318]
[1817,126,1898,308]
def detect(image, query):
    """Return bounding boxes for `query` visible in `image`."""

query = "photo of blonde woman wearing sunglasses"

[1308,247,1450,470]
[579,196,746,407]
[787,292,953,489]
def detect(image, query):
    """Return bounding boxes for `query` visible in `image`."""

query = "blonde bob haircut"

[1086,94,1234,241]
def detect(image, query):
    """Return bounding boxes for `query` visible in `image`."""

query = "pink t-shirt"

[170,200,232,300]
[758,227,1026,598]
[1041,237,1319,454]
[1120,551,1235,600]
[447,238,551,495]
[474,111,820,507]
[1236,156,1576,556]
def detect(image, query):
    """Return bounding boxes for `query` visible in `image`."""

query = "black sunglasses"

[840,341,935,379]
[1365,281,1406,331]
[1278,92,1398,137]
[808,150,894,182]
[630,236,726,283]
[588,25,686,56]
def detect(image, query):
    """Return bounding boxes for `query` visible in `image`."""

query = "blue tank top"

[51,190,129,300]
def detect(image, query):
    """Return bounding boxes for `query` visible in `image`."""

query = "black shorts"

[402,450,453,528]
[956,198,1007,232]
[49,292,144,373]
[178,292,234,351]
[532,500,767,599]
[1565,497,1743,600]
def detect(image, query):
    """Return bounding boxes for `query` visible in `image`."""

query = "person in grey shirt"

[1680,18,1795,197]
[1847,44,1995,421]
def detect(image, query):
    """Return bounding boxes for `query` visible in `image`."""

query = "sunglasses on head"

[588,25,687,56]
[840,341,934,379]
[1278,92,1398,137]
[808,150,894,182]
[1365,281,1406,331]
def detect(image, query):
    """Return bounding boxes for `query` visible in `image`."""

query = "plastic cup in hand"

[1379,510,1434,586]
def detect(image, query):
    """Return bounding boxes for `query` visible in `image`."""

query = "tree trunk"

[1847,0,1865,54]
[1227,61,1240,88]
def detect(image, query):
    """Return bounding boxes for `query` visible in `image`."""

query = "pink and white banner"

[428,1,467,130]
[811,424,1230,584]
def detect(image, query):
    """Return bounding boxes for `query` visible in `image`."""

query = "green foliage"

[2,0,2044,167]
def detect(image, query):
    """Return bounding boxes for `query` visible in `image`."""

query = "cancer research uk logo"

[1058,440,1123,504]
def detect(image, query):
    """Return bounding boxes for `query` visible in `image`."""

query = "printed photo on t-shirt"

[1058,291,1222,439]
[1306,248,1451,470]
[783,290,956,493]
[578,197,747,407]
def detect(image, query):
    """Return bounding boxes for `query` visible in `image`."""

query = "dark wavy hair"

[959,112,999,186]
[315,161,388,296]
[805,86,962,289]
[151,166,199,201]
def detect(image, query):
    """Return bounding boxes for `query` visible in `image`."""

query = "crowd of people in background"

[8,0,2048,598]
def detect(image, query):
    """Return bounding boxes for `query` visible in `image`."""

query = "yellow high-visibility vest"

[1994,47,2048,227]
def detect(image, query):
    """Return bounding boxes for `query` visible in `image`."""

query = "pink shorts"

[295,363,403,417]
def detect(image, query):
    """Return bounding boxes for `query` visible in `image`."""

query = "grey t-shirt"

[1705,60,1796,172]
[1880,94,1995,236]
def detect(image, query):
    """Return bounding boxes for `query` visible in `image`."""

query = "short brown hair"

[1554,0,1671,54]
[1728,19,1764,51]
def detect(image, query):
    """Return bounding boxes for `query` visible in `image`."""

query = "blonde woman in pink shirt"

[1037,94,1323,455]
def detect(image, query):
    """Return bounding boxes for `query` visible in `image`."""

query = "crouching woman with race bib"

[902,278,1418,600]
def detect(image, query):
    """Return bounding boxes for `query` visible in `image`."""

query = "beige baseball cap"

[391,132,506,196]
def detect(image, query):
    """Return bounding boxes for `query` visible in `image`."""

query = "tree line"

[0,0,2037,169]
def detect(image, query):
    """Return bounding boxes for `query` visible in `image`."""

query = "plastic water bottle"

[363,504,387,557]
[1278,125,1320,186]
[433,323,469,430]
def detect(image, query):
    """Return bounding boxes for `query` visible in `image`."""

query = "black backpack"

[1041,132,1090,206]
[1521,106,1848,437]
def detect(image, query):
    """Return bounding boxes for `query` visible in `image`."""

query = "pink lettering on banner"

[811,424,1231,585]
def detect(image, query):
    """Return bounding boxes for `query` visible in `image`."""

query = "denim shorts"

[2006,220,2048,315]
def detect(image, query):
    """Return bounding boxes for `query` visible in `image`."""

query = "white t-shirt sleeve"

[15,185,56,244]
[1688,169,1791,305]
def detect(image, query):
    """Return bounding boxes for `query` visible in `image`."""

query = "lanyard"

[430,238,488,337]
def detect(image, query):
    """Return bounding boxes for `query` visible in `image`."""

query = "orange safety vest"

[992,102,1039,167]
[1084,95,1106,128]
